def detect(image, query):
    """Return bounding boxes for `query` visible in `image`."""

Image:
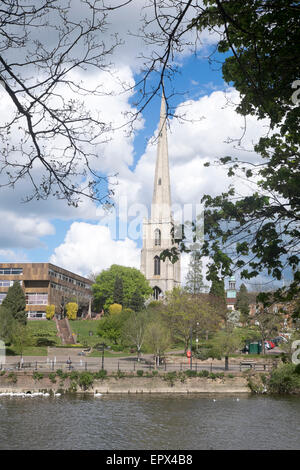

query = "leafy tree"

[109,303,123,316]
[92,265,152,313]
[113,276,124,306]
[144,319,171,368]
[211,327,244,370]
[121,311,148,361]
[2,282,27,325]
[236,284,250,324]
[97,312,124,345]
[185,251,208,294]
[66,302,78,321]
[162,288,220,352]
[12,323,33,357]
[46,304,55,320]
[0,306,15,344]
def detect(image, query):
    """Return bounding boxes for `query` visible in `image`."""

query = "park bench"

[240,361,271,371]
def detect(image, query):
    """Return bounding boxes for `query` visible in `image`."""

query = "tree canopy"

[2,282,27,325]
[92,264,152,313]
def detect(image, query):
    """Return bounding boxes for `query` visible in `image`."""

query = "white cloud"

[0,211,54,249]
[49,222,140,277]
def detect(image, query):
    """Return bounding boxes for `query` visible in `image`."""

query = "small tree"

[46,304,55,320]
[121,311,148,361]
[185,251,208,294]
[66,302,78,320]
[211,327,244,371]
[145,320,171,368]
[97,314,123,345]
[12,323,33,358]
[0,306,15,344]
[2,282,27,325]
[236,284,250,324]
[109,303,122,316]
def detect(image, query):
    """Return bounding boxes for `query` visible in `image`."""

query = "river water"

[0,394,299,450]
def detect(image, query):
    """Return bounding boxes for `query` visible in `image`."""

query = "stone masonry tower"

[140,92,181,299]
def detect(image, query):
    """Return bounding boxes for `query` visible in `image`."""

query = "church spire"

[151,91,172,222]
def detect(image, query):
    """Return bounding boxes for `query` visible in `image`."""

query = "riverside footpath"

[0,347,278,374]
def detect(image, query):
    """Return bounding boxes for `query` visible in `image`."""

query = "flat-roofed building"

[0,263,92,319]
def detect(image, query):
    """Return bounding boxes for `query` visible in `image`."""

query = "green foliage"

[94,370,107,380]
[48,373,57,383]
[12,323,33,355]
[46,304,55,320]
[33,371,44,381]
[236,284,250,322]
[108,303,122,316]
[2,282,27,325]
[185,369,197,378]
[128,288,145,312]
[113,276,124,305]
[268,363,300,395]
[8,372,17,383]
[78,371,94,390]
[92,264,152,313]
[163,371,177,387]
[66,302,78,320]
[0,306,15,343]
[198,370,209,378]
[97,313,123,345]
[136,369,144,377]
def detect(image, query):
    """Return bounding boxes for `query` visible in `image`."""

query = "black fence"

[0,358,275,373]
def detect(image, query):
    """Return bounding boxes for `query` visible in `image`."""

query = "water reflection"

[0,394,299,450]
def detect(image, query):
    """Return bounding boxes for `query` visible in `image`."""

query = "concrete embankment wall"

[0,374,250,394]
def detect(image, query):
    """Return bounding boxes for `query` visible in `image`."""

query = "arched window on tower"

[158,178,161,185]
[154,256,160,275]
[154,228,161,246]
[153,286,162,300]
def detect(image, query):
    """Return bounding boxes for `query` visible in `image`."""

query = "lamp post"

[99,342,106,370]
[190,327,193,370]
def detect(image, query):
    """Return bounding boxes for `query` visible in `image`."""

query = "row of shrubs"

[247,363,300,395]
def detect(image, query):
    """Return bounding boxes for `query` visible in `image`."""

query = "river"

[0,394,299,450]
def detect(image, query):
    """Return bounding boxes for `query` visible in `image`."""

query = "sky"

[0,1,275,291]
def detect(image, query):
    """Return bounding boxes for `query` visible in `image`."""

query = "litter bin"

[249,342,262,354]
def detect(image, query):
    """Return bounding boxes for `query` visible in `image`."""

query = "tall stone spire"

[151,91,172,222]
[140,91,181,299]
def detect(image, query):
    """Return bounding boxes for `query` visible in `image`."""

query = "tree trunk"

[225,355,229,371]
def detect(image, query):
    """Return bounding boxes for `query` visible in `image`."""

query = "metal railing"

[0,358,275,374]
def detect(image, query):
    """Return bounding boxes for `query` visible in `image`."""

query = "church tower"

[140,92,181,299]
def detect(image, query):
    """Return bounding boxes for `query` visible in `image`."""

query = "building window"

[154,256,160,276]
[0,280,22,287]
[158,178,161,185]
[0,268,23,275]
[154,228,161,246]
[25,293,48,305]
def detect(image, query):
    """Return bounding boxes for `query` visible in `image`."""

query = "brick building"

[0,263,92,319]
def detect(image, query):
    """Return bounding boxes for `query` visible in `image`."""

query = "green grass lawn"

[69,319,102,347]
[6,320,63,356]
